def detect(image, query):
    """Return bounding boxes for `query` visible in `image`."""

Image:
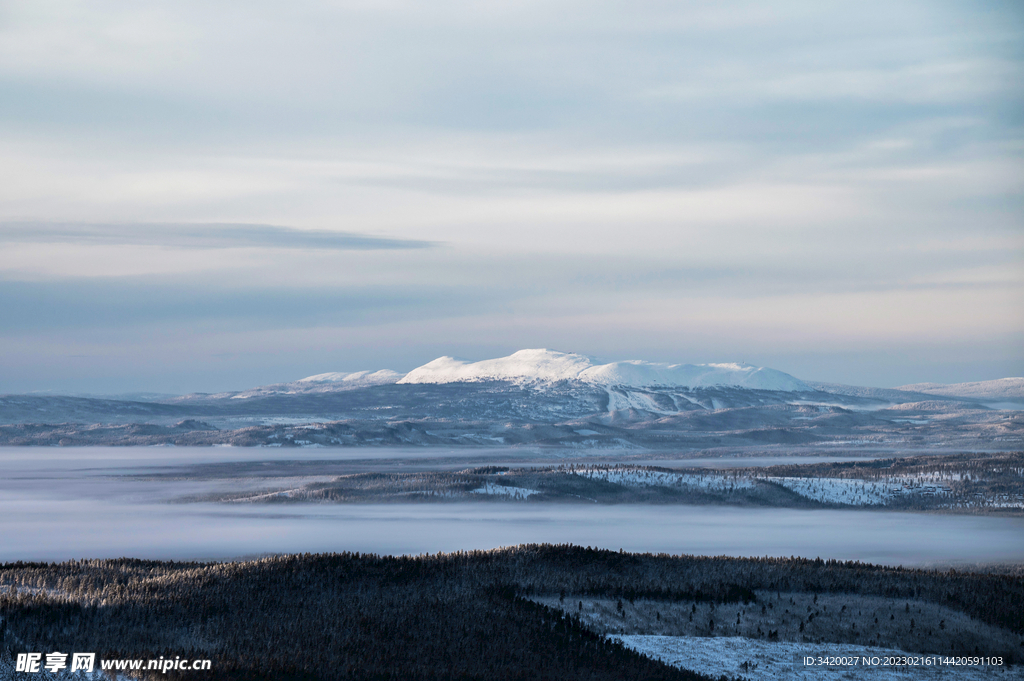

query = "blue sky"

[0,0,1022,393]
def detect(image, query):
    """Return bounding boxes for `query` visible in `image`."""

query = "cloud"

[0,275,516,334]
[0,221,436,250]
[0,0,1020,391]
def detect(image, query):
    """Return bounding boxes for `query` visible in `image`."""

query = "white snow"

[582,360,809,391]
[399,350,594,384]
[470,483,540,499]
[221,369,402,400]
[765,477,947,506]
[787,399,891,412]
[610,635,1021,681]
[604,388,677,414]
[986,497,1024,509]
[398,349,810,391]
[567,467,976,507]
[297,369,402,386]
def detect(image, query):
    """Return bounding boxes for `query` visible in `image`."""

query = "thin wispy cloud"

[0,222,435,250]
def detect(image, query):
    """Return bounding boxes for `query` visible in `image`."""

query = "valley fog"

[1,447,1022,566]
[4,498,1024,567]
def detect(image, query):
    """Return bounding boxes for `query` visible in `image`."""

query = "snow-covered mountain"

[3,349,1019,449]
[398,349,810,392]
[150,349,824,426]
[207,349,810,399]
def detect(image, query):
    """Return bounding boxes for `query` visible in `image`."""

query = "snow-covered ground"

[986,497,1024,509]
[604,388,678,415]
[573,468,756,492]
[470,483,540,499]
[611,635,1024,681]
[566,465,1023,509]
[764,477,948,506]
[896,471,968,483]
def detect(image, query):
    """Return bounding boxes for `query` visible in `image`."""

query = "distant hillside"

[802,381,963,404]
[2,351,1020,449]
[897,378,1024,402]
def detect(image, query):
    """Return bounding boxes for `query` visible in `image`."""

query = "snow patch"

[470,483,540,499]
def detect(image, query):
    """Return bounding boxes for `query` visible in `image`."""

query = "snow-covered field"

[611,635,1023,681]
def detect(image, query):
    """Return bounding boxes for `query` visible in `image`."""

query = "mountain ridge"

[2,351,1019,448]
[397,349,811,392]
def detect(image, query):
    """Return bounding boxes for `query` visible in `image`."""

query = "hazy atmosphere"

[1,0,1022,394]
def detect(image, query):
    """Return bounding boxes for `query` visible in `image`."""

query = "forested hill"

[1,546,1022,680]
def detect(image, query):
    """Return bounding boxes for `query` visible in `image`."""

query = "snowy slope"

[575,468,757,492]
[766,476,947,506]
[897,377,1024,401]
[296,370,402,387]
[581,360,807,391]
[398,349,810,392]
[222,370,402,399]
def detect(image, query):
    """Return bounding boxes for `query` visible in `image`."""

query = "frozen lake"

[2,447,1022,565]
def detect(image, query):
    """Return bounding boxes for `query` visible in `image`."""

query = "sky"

[0,0,1022,394]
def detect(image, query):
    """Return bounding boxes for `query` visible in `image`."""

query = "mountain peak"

[399,349,594,385]
[398,349,809,392]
